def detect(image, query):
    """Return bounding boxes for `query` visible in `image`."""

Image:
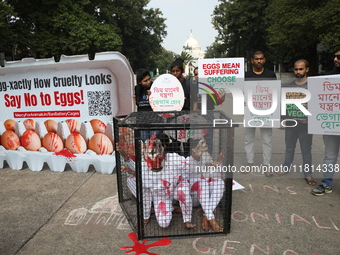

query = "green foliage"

[266,0,321,71]
[266,0,340,73]
[1,0,167,70]
[0,1,16,55]
[4,0,122,60]
[99,0,167,70]
[204,42,227,58]
[212,0,271,60]
[151,47,176,75]
[211,0,340,73]
[176,51,193,66]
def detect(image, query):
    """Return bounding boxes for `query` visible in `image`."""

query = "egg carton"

[0,120,116,174]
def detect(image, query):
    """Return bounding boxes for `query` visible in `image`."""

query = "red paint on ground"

[120,232,171,255]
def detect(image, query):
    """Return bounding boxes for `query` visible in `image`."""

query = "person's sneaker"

[311,185,332,196]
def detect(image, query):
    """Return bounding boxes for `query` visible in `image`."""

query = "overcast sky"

[147,0,220,55]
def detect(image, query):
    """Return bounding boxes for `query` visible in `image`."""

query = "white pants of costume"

[244,127,272,165]
[127,176,192,227]
[190,177,225,221]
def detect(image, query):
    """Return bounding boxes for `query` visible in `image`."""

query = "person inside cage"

[117,133,197,229]
[155,133,226,232]
[188,138,226,232]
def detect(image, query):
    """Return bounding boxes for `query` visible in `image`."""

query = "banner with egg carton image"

[0,118,115,173]
[0,52,135,173]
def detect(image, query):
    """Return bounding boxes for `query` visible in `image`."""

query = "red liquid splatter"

[159,113,175,119]
[120,232,171,255]
[177,190,186,206]
[157,201,169,218]
[190,182,202,200]
[54,149,76,158]
[161,179,171,195]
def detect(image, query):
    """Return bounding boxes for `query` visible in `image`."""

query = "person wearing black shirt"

[245,51,277,80]
[280,59,315,184]
[244,51,277,174]
[134,68,160,141]
[312,47,340,196]
[170,58,191,111]
[135,68,153,112]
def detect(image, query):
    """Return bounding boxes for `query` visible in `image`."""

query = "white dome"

[184,33,200,50]
[182,32,204,60]
[181,32,205,74]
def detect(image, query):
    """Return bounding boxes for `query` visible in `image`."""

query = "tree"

[0,1,16,59]
[176,51,193,67]
[212,0,340,74]
[152,47,176,75]
[4,0,122,60]
[313,0,340,50]
[2,0,167,70]
[96,0,167,71]
[212,0,273,67]
[266,0,340,74]
[204,42,227,59]
[266,0,323,74]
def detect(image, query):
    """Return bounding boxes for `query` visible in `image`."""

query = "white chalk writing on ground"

[63,194,339,232]
[243,184,314,195]
[192,237,319,255]
[64,194,130,230]
[231,211,338,231]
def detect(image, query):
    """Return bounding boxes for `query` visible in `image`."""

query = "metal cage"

[114,110,237,240]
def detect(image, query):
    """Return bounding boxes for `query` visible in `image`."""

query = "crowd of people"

[122,47,340,230]
[240,49,340,197]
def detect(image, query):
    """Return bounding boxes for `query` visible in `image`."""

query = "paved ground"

[1,97,340,255]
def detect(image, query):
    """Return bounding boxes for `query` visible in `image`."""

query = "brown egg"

[42,132,64,152]
[23,119,35,130]
[90,119,106,133]
[44,119,58,133]
[1,130,20,150]
[21,130,41,151]
[65,133,87,154]
[65,119,81,133]
[4,119,16,131]
[88,133,113,155]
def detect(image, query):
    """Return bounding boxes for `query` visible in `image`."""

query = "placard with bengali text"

[149,74,184,111]
[308,75,340,135]
[244,80,281,128]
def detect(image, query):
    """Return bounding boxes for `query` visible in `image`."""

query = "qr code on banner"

[87,91,112,116]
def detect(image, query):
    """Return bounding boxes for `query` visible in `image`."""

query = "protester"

[170,58,191,110]
[276,59,315,184]
[118,133,196,229]
[244,50,277,173]
[188,138,225,232]
[312,47,340,196]
[135,68,153,111]
[245,51,277,80]
[156,133,226,232]
[134,68,160,141]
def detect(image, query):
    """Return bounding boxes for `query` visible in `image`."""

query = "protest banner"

[197,58,244,114]
[0,52,134,173]
[308,75,340,135]
[244,80,281,128]
[149,74,184,111]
